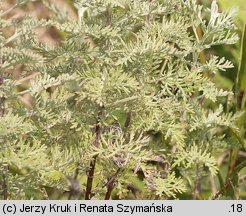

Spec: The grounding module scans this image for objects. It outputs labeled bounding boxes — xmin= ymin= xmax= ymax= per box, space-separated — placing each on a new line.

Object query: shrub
xmin=0 ymin=0 xmax=244 ymax=199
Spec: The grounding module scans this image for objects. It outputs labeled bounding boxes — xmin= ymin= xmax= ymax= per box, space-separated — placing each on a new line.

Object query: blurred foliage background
xmin=202 ymin=0 xmax=246 ymax=199
xmin=204 ymin=0 xmax=246 ymax=90
xmin=1 ymin=0 xmax=245 ymax=199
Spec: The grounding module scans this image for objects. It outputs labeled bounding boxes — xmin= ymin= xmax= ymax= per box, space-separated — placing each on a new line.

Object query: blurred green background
xmin=202 ymin=0 xmax=246 ymax=199
xmin=204 ymin=0 xmax=246 ymax=90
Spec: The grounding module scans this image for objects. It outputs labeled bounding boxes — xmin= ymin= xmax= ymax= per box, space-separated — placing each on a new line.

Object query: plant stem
xmin=2 ymin=165 xmax=8 ymax=200
xmin=124 ymin=112 xmax=132 ymax=128
xmin=85 ymin=105 xmax=104 ymax=200
xmin=192 ymin=164 xmax=201 ymax=200
xmin=229 ymin=127 xmax=246 ymax=151
xmin=104 ymin=111 xmax=132 ymax=200
xmin=104 ymin=168 xmax=120 ymax=200
xmin=85 ymin=158 xmax=97 ymax=200
xmin=0 ymin=4 xmax=17 ymax=18
xmin=212 ymin=160 xmax=246 ymax=200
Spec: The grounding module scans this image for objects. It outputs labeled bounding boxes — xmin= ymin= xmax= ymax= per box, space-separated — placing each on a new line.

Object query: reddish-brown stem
xmin=124 ymin=112 xmax=132 ymax=128
xmin=104 ymin=176 xmax=116 ymax=200
xmin=85 ymin=105 xmax=104 ymax=200
xmin=104 ymin=169 xmax=120 ymax=200
xmin=237 ymin=90 xmax=244 ymax=111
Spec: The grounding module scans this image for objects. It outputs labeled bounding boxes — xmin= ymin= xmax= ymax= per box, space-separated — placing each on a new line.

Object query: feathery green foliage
xmin=0 ymin=0 xmax=244 ymax=200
